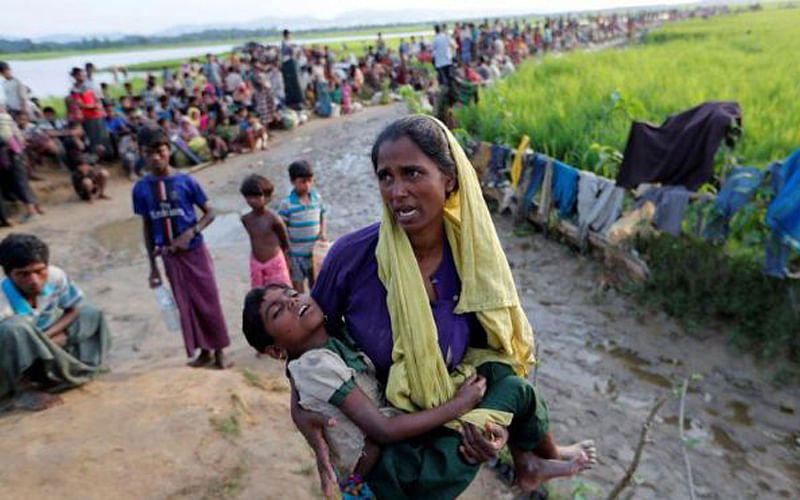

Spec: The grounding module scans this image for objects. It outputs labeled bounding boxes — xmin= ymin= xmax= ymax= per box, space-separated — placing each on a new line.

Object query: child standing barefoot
xmin=240 ymin=174 xmax=291 ymax=288
xmin=278 ymin=160 xmax=326 ymax=292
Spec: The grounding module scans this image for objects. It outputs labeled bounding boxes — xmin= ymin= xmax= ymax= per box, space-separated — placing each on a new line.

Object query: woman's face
xmin=376 ymin=136 xmax=455 ymax=236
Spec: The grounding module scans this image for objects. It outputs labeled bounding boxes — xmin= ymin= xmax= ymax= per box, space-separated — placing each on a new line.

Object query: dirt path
xmin=1 ymin=103 xmax=798 ymax=499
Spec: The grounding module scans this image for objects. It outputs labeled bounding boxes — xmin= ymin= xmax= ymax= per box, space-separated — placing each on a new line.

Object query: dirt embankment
xmin=1 ymin=103 xmax=798 ymax=499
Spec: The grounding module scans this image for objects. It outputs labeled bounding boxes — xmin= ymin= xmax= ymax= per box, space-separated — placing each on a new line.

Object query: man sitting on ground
xmin=0 ymin=233 xmax=110 ymax=411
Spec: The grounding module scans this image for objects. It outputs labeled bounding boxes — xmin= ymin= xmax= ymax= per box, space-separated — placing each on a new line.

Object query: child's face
xmin=245 ymin=194 xmax=267 ymax=210
xmin=260 ymin=287 xmax=324 ymax=353
xmin=292 ymin=176 xmax=313 ymax=195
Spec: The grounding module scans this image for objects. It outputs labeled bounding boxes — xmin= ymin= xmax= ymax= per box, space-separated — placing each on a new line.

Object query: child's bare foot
xmin=512 ymin=448 xmax=590 ymax=492
xmin=188 ymin=350 xmax=213 ymax=368
xmin=99 ymin=194 xmax=111 ymax=200
xmin=558 ymin=440 xmax=597 ymax=466
xmin=14 ymin=391 xmax=64 ymax=411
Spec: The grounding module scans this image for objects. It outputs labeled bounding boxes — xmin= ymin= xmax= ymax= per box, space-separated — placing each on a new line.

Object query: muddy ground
xmin=0 ymin=103 xmax=798 ymax=500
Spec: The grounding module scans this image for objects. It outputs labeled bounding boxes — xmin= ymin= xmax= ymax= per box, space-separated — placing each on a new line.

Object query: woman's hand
xmin=453 ymin=374 xmax=487 ymax=414
xmin=290 ymin=388 xmax=338 ymax=498
xmin=458 ymin=421 xmax=509 ymax=465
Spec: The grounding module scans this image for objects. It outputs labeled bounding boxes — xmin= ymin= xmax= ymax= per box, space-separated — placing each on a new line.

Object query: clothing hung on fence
xmin=552 ymin=161 xmax=579 ymax=218
xmin=616 ymin=101 xmax=742 ymax=191
xmin=488 ymin=144 xmax=512 ymax=185
xmin=703 ymin=166 xmax=767 ymax=241
xmin=764 ymin=149 xmax=800 ymax=277
xmin=635 ymin=186 xmax=692 ymax=236
xmin=522 ymin=153 xmax=547 ymax=215
xmin=577 ymin=171 xmax=625 ymax=245
xmin=470 ymin=141 xmax=493 ymax=180
xmin=510 ymin=135 xmax=530 ymax=189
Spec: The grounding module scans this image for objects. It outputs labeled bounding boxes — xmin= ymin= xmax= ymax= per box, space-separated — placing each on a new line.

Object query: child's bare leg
xmin=98 ymin=170 xmax=111 ymax=200
xmin=82 ymin=178 xmax=95 ymax=203
xmin=511 ymin=444 xmax=590 ymax=492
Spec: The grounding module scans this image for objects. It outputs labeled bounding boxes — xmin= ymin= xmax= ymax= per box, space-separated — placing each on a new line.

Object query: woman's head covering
xmin=376 ymin=114 xmax=535 ymax=429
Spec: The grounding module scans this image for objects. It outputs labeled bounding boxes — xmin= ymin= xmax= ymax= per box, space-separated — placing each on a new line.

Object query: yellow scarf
xmin=376 ymin=115 xmax=536 ymax=430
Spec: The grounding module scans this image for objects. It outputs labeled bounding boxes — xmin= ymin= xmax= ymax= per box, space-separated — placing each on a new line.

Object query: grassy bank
xmin=456 ymin=7 xmax=800 ymax=173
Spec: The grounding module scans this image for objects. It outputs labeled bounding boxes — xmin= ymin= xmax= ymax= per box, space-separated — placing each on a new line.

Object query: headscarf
xmin=376 ymin=115 xmax=536 ymax=430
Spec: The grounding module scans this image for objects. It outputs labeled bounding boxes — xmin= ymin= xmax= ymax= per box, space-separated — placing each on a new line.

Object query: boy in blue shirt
xmin=132 ymin=129 xmax=231 ymax=369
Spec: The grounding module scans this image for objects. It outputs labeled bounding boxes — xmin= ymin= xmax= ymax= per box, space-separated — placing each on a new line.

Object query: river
xmin=6 ymin=30 xmax=432 ymax=98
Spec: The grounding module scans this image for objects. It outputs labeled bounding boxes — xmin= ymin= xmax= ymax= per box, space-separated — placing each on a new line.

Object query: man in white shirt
xmin=1 ymin=61 xmax=28 ymax=119
xmin=432 ymin=24 xmax=453 ymax=87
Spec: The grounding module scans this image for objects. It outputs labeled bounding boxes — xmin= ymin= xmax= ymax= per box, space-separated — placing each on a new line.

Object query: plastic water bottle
xmin=153 ymin=285 xmax=181 ymax=332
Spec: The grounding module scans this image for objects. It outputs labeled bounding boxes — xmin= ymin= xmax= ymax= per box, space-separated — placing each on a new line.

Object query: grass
xmin=209 ymin=413 xmax=241 ymax=437
xmin=454 ymin=6 xmax=800 ymax=364
xmin=456 ymin=7 xmax=800 ymax=174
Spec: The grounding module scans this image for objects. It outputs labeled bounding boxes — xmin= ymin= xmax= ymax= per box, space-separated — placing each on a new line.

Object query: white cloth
xmin=433 ymin=33 xmax=452 ymax=68
xmin=288 ymin=347 xmax=399 ymax=475
xmin=2 ymin=77 xmax=26 ymax=112
xmin=224 ymin=72 xmax=243 ymax=93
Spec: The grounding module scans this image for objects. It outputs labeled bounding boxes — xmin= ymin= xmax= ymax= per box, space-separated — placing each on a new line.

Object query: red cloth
xmin=71 ymin=88 xmax=105 ymax=120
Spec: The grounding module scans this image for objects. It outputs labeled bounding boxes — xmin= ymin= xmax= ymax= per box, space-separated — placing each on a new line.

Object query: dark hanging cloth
xmin=616 ymin=101 xmax=742 ymax=191
xmin=281 ymin=59 xmax=303 ymax=110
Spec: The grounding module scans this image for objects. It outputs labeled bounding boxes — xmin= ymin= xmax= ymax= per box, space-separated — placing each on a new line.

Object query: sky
xmin=2 ymin=0 xmax=691 ymax=39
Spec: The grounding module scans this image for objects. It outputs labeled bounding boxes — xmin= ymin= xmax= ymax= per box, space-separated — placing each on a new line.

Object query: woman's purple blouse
xmin=311 ymin=223 xmax=486 ymax=381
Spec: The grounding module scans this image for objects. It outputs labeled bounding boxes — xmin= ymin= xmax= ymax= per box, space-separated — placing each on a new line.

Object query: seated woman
xmin=295 ymin=115 xmax=596 ymax=497
xmin=177 ymin=116 xmax=211 ymax=163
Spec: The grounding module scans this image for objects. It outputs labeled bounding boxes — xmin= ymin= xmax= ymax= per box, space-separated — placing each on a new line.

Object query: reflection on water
xmin=92 ymin=211 xmax=245 ymax=256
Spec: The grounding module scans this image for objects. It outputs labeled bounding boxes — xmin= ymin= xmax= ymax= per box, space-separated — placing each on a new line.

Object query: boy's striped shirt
xmin=278 ymin=189 xmax=325 ymax=257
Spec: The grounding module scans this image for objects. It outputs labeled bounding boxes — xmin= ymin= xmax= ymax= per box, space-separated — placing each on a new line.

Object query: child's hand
xmin=454 ymin=374 xmax=486 ymax=413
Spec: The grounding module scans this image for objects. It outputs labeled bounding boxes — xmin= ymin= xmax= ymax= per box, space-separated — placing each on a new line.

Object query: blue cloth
xmin=703 ymin=166 xmax=767 ymax=241
xmin=552 ymin=161 xmax=579 ymax=218
xmin=104 ymin=116 xmax=128 ymax=135
xmin=522 ymin=153 xmax=547 ymax=214
xmin=132 ymin=173 xmax=208 ymax=250
xmin=766 ymin=148 xmax=800 ymax=252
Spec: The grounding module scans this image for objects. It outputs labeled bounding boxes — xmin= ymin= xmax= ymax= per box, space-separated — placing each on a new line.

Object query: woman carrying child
xmin=287 ymin=115 xmax=596 ymax=497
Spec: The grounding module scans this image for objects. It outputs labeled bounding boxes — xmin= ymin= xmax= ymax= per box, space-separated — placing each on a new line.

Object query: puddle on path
xmin=93 ymin=211 xmax=245 ymax=256
xmin=92 ymin=217 xmax=143 ymax=257
xmin=725 ymin=400 xmax=754 ymax=427
xmin=605 ymin=345 xmax=676 ymax=389
xmin=711 ymin=424 xmax=745 ymax=453
xmin=663 ymin=415 xmax=693 ymax=430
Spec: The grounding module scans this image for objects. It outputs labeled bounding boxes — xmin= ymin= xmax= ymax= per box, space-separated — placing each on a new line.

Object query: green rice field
xmin=456 ymin=7 xmax=800 ymax=176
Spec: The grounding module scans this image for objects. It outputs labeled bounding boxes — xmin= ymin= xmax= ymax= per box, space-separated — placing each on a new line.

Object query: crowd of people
xmin=0 ymin=11 xmax=678 ymax=226
xmin=0 ymin=8 xmax=732 ymax=498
